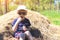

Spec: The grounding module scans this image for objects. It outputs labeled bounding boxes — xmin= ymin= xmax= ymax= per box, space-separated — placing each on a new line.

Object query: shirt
xmin=12 ymin=18 xmax=31 ymax=32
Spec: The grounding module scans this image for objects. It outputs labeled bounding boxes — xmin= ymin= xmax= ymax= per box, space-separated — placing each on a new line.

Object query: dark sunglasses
xmin=18 ymin=12 xmax=26 ymax=15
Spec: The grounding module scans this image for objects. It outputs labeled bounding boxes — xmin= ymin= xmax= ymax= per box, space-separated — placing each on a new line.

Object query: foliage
xmin=0 ymin=0 xmax=55 ymax=14
xmin=25 ymin=0 xmax=54 ymax=11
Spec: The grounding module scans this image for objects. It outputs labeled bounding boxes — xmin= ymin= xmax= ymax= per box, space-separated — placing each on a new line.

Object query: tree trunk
xmin=5 ymin=0 xmax=8 ymax=13
xmin=0 ymin=0 xmax=3 ymax=15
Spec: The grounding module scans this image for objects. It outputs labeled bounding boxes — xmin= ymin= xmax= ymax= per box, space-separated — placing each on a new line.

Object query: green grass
xmin=40 ymin=10 xmax=60 ymax=26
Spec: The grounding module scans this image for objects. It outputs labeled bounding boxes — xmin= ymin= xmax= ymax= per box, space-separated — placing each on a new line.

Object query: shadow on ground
xmin=30 ymin=27 xmax=44 ymax=40
xmin=0 ymin=33 xmax=3 ymax=40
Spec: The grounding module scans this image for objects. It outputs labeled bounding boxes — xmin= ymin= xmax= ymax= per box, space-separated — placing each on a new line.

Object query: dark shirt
xmin=12 ymin=18 xmax=31 ymax=32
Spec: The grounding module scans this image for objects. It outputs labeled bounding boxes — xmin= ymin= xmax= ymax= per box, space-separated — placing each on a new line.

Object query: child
xmin=12 ymin=5 xmax=33 ymax=40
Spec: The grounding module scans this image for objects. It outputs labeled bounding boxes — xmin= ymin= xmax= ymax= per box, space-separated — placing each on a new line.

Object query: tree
xmin=0 ymin=0 xmax=2 ymax=14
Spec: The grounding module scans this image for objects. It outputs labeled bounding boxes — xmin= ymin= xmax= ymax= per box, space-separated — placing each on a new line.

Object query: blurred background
xmin=0 ymin=0 xmax=60 ymax=26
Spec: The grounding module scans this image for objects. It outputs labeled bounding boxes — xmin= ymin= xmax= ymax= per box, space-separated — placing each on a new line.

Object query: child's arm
xmin=12 ymin=18 xmax=22 ymax=32
xmin=23 ymin=26 xmax=28 ymax=31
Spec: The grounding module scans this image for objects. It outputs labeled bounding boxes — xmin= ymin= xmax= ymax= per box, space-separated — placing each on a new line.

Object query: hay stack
xmin=0 ymin=10 xmax=60 ymax=40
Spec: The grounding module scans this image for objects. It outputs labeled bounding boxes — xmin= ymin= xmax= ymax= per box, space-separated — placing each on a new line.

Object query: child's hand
xmin=23 ymin=26 xmax=28 ymax=31
xmin=17 ymin=17 xmax=25 ymax=22
xmin=16 ymin=17 xmax=22 ymax=23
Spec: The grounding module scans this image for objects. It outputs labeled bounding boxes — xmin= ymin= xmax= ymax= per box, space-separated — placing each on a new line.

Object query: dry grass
xmin=0 ymin=10 xmax=60 ymax=40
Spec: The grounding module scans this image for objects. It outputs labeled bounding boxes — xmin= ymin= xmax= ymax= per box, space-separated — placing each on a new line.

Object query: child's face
xmin=18 ymin=10 xmax=27 ymax=18
xmin=19 ymin=12 xmax=27 ymax=18
xmin=19 ymin=14 xmax=26 ymax=18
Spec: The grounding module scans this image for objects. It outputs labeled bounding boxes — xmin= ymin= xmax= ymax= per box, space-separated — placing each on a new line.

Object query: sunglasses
xmin=18 ymin=12 xmax=27 ymax=15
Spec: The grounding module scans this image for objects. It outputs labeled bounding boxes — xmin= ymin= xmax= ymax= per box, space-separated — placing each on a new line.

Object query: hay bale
xmin=0 ymin=10 xmax=60 ymax=40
